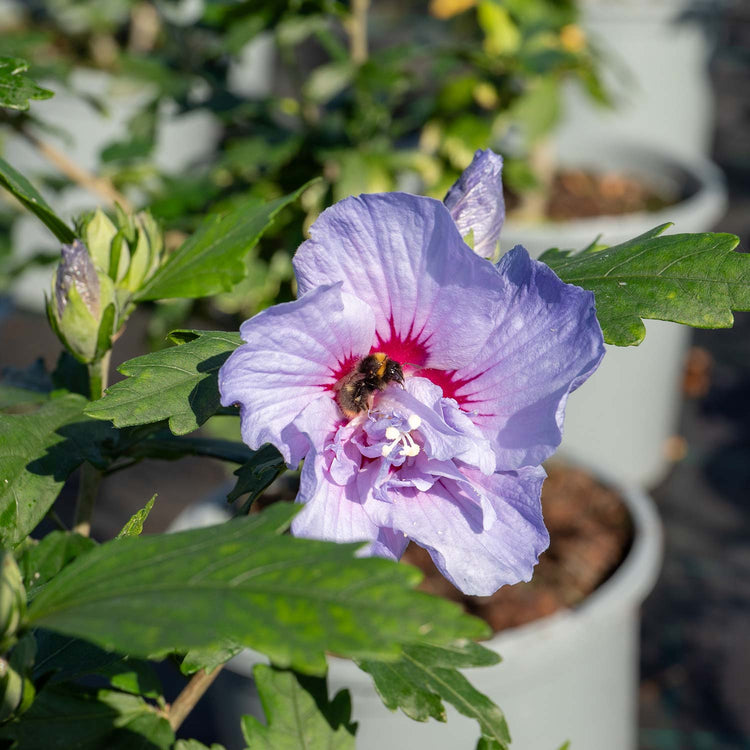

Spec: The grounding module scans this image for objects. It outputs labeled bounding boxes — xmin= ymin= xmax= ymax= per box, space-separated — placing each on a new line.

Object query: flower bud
xmin=48 ymin=240 xmax=116 ymax=363
xmin=76 ymin=207 xmax=164 ymax=293
xmin=0 ymin=657 xmax=23 ymax=722
xmin=0 ymin=635 xmax=36 ymax=722
xmin=122 ymin=210 xmax=164 ymax=292
xmin=0 ymin=553 xmax=25 ymax=654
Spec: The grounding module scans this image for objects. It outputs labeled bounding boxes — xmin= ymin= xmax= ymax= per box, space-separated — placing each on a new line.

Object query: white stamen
xmin=381 ymin=441 xmax=397 ymax=457
xmin=385 ymin=426 xmax=400 ymax=441
xmin=381 ymin=415 xmax=422 ymax=459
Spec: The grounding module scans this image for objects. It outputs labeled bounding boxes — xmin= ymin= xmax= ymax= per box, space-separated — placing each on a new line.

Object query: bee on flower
xmin=219 ymin=150 xmax=605 ymax=596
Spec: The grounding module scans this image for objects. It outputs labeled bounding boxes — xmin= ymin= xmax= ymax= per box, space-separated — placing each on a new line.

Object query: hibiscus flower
xmin=219 ymin=152 xmax=604 ymax=595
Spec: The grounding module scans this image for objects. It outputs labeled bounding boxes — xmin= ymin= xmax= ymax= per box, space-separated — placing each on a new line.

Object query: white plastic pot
xmin=501 ymin=142 xmax=727 ymax=487
xmin=226 ymin=473 xmax=662 ymax=750
xmin=557 ymin=0 xmax=714 ymax=159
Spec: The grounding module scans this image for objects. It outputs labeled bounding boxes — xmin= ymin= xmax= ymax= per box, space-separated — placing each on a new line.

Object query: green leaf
xmin=0 ymin=394 xmax=113 ymax=547
xmin=0 ymin=157 xmax=75 ymax=243
xmin=181 ymin=639 xmax=244 ymax=676
xmin=27 ymin=504 xmax=488 ymax=675
xmin=85 ymin=331 xmax=242 ymax=435
xmin=16 ymin=531 xmax=96 ymax=599
xmin=359 ymin=643 xmax=509 ymax=748
xmin=135 ymin=184 xmax=311 ymax=301
xmin=175 ymin=740 xmax=226 ymax=750
xmin=117 ymin=496 xmax=156 ymax=538
xmin=241 ymin=665 xmax=356 ymax=750
xmin=476 ymin=740 xmax=505 ymax=750
xmin=33 ymin=630 xmax=163 ymax=699
xmin=0 ymin=685 xmax=174 ymax=750
xmin=539 ymin=226 xmax=746 ymax=346
xmin=228 ymin=444 xmax=286 ymax=511
xmin=0 ymin=56 xmax=53 ymax=112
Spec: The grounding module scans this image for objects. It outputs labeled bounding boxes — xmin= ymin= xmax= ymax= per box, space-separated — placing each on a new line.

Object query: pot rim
xmin=502 ymin=141 xmax=727 ymax=244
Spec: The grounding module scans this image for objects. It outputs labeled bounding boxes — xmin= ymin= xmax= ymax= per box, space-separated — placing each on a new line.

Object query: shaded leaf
xmin=0 ymin=685 xmax=173 ymax=750
xmin=0 ymin=157 xmax=75 ymax=243
xmin=0 ymin=56 xmax=53 ymax=111
xmin=181 ymin=640 xmax=244 ymax=677
xmin=175 ymin=740 xmax=226 ymax=750
xmin=33 ymin=630 xmax=162 ymax=699
xmin=228 ymin=444 xmax=286 ymax=511
xmin=359 ymin=643 xmax=509 ymax=748
xmin=0 ymin=394 xmax=114 ymax=547
xmin=85 ymin=331 xmax=241 ymax=435
xmin=117 ymin=496 xmax=156 ymax=538
xmin=539 ymin=226 xmax=747 ymax=346
xmin=127 ymin=433 xmax=253 ymax=464
xmin=28 ymin=504 xmax=488 ymax=675
xmin=241 ymin=665 xmax=356 ymax=750
xmin=16 ymin=531 xmax=96 ymax=599
xmin=135 ymin=185 xmax=312 ymax=301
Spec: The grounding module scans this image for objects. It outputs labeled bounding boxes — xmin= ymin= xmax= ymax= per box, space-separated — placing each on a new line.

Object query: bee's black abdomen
xmin=335 ymin=352 xmax=405 ymax=419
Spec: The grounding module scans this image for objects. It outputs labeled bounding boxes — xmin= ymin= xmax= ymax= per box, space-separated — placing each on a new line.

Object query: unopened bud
xmin=0 ymin=657 xmax=23 ymax=722
xmin=77 ymin=207 xmax=164 ymax=293
xmin=0 ymin=553 xmax=25 ymax=654
xmin=0 ymin=634 xmax=36 ymax=722
xmin=48 ymin=240 xmax=116 ymax=363
xmin=55 ymin=240 xmax=100 ymax=320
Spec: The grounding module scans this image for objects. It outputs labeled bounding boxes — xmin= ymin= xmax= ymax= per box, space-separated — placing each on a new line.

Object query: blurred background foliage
xmin=0 ymin=0 xmax=608 ymax=320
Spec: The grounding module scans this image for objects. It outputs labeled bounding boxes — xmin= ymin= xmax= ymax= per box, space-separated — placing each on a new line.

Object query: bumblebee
xmin=335 ymin=353 xmax=404 ymax=418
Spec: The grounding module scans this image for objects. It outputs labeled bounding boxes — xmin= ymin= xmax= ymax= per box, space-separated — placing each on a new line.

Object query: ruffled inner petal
xmin=291 ymin=449 xmax=380 ymax=545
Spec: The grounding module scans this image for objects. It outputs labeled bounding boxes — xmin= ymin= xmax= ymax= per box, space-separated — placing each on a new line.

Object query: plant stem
xmin=348 ymin=0 xmax=370 ymax=64
xmin=87 ymin=351 xmax=111 ymax=401
xmin=72 ymin=353 xmax=111 ymax=537
xmin=167 ymin=666 xmax=223 ymax=732
xmin=19 ymin=128 xmax=134 ymax=212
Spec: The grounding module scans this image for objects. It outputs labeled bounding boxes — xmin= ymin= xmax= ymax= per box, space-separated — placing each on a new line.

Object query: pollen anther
xmin=381 ymin=417 xmax=421 ymax=459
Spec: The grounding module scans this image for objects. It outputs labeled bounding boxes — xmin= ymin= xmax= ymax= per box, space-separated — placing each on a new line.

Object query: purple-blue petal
xmin=448 ymin=246 xmax=605 ymax=471
xmin=444 ymin=149 xmax=505 ymax=259
xmin=377 ymin=465 xmax=548 ymax=596
xmin=218 ymin=283 xmax=376 ymax=465
xmin=293 ymin=193 xmax=502 ymax=370
xmin=292 ymin=450 xmax=381 ymax=545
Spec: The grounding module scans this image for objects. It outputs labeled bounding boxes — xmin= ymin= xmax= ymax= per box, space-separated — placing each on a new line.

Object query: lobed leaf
xmin=358 ymin=643 xmax=509 ymax=748
xmin=228 ymin=443 xmax=286 ymax=511
xmin=0 ymin=685 xmax=173 ymax=750
xmin=0 ymin=56 xmax=53 ymax=112
xmin=241 ymin=665 xmax=356 ymax=750
xmin=135 ymin=185 xmax=312 ymax=301
xmin=181 ymin=640 xmax=244 ymax=677
xmin=27 ymin=504 xmax=488 ymax=675
xmin=0 ymin=157 xmax=75 ymax=243
xmin=539 ymin=226 xmax=747 ymax=346
xmin=85 ymin=331 xmax=242 ymax=435
xmin=16 ymin=531 xmax=96 ymax=599
xmin=0 ymin=394 xmax=114 ymax=547
xmin=33 ymin=630 xmax=162 ymax=700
